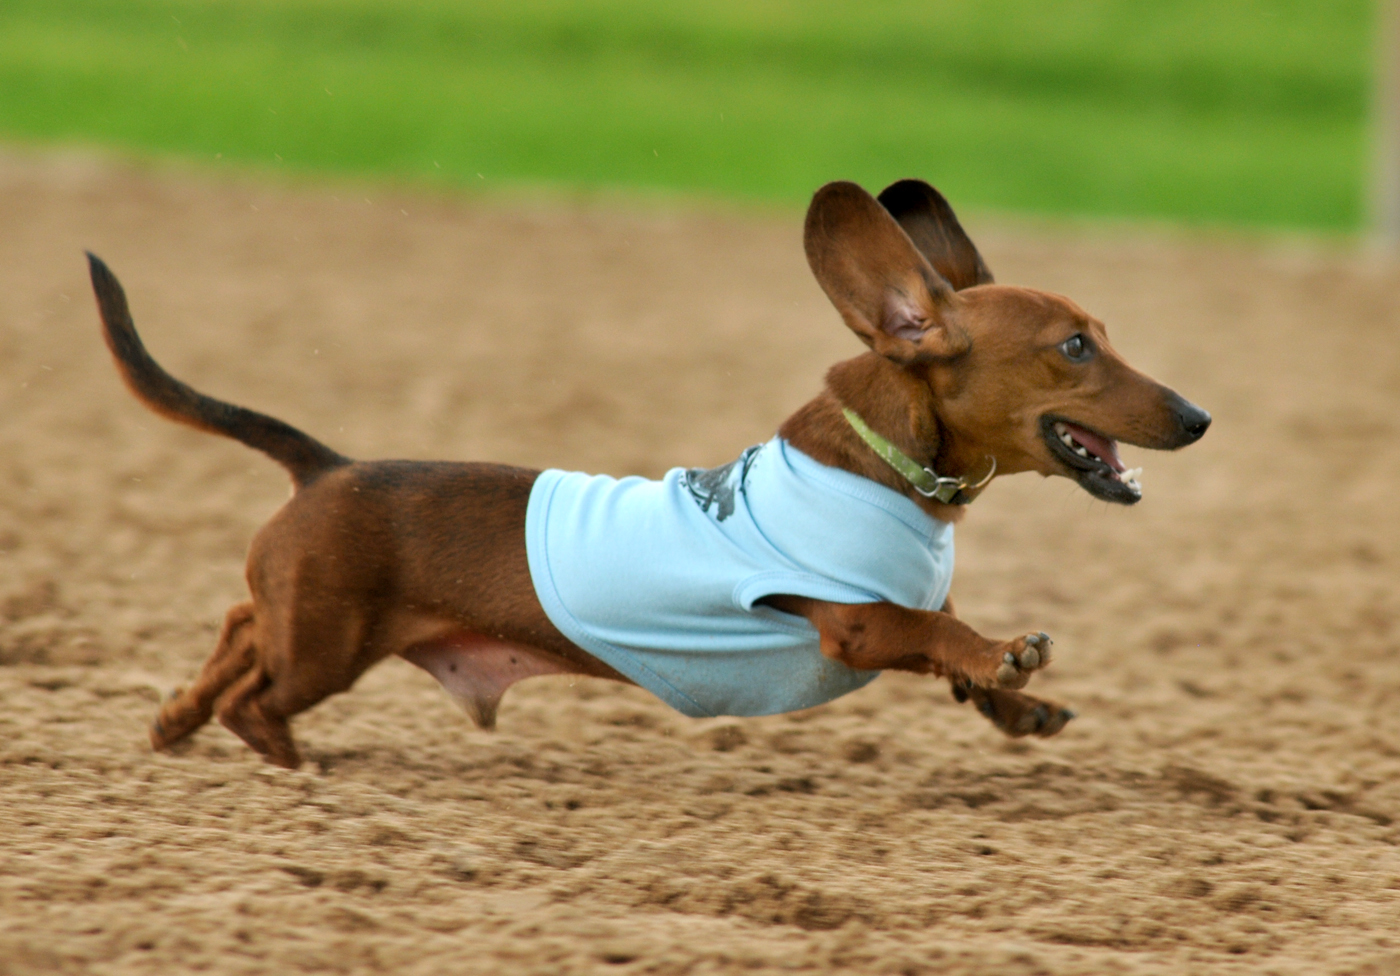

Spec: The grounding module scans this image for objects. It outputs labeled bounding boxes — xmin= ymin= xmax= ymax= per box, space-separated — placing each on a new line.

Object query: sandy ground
xmin=1 ymin=151 xmax=1399 ymax=975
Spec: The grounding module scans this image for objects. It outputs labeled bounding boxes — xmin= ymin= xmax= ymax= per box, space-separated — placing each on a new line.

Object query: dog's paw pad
xmin=991 ymin=633 xmax=1053 ymax=688
xmin=1021 ymin=633 xmax=1052 ymax=667
xmin=995 ymin=653 xmax=1020 ymax=686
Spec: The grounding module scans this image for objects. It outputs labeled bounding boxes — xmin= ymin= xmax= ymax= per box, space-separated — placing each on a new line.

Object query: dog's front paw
xmin=954 ymin=684 xmax=1074 ymax=738
xmin=992 ymin=632 xmax=1052 ymax=689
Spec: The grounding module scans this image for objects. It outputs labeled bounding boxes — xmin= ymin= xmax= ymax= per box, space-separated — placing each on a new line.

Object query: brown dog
xmin=87 ymin=180 xmax=1208 ymax=768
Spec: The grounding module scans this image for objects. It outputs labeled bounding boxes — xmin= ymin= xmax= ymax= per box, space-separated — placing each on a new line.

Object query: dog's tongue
xmin=1064 ymin=422 xmax=1125 ymax=472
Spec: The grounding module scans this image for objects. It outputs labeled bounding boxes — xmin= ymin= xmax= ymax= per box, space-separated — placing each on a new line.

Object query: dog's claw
xmin=1037 ymin=707 xmax=1076 ymax=737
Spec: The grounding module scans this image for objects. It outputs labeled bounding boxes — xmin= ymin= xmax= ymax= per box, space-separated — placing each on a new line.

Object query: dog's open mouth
xmin=1041 ymin=416 xmax=1142 ymax=504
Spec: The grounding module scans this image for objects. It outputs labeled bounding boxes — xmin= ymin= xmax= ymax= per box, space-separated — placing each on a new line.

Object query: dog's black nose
xmin=1173 ymin=398 xmax=1211 ymax=443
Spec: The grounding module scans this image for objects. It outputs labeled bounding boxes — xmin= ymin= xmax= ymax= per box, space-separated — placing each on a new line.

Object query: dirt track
xmin=1 ymin=152 xmax=1399 ymax=975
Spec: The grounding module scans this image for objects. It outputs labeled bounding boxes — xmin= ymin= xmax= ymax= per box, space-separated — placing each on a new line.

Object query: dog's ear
xmin=877 ymin=180 xmax=993 ymax=291
xmin=805 ymin=181 xmax=969 ymax=365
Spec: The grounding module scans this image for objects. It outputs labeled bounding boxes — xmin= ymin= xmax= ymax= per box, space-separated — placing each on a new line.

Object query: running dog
xmin=86 ymin=179 xmax=1209 ymax=768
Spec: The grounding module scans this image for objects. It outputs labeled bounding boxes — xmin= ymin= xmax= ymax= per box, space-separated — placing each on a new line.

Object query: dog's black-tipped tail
xmin=86 ymin=252 xmax=350 ymax=490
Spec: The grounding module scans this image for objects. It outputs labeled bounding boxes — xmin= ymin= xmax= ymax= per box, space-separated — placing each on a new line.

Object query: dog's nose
xmin=1173 ymin=398 xmax=1211 ymax=443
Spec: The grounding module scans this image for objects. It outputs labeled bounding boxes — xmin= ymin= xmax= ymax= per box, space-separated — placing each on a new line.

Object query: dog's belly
xmin=400 ymin=633 xmax=577 ymax=730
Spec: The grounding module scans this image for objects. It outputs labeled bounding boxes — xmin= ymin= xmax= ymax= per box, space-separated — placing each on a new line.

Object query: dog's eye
xmin=1059 ymin=334 xmax=1093 ymax=362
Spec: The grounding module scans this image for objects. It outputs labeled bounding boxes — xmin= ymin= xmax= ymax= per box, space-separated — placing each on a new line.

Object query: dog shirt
xmin=525 ymin=438 xmax=954 ymax=718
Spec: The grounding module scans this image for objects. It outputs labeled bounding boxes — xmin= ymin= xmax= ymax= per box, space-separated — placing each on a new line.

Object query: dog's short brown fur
xmin=87 ymin=180 xmax=1209 ymax=768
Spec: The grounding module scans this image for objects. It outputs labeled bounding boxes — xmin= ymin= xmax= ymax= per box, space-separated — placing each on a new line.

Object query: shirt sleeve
xmin=732 ymin=570 xmax=883 ymax=615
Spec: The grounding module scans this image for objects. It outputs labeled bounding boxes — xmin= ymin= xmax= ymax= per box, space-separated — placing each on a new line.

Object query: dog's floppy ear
xmin=804 ymin=181 xmax=969 ymax=365
xmin=877 ymin=179 xmax=993 ymax=291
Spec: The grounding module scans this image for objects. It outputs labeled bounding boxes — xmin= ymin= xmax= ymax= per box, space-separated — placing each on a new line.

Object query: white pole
xmin=1375 ymin=0 xmax=1400 ymax=246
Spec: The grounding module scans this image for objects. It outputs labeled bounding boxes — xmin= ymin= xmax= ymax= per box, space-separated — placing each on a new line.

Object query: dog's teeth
xmin=1060 ymin=432 xmax=1075 ymax=447
xmin=1074 ymin=446 xmax=1089 ymax=457
xmin=1122 ymin=465 xmax=1143 ymax=494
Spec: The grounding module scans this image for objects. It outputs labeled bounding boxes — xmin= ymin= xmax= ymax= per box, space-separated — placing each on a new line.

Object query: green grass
xmin=0 ymin=0 xmax=1376 ymax=229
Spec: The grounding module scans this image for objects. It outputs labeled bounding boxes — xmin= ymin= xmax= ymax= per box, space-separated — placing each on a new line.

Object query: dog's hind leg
xmin=151 ymin=601 xmax=257 ymax=752
xmin=215 ymin=661 xmax=301 ymax=768
xmin=216 ymin=608 xmax=381 ymax=769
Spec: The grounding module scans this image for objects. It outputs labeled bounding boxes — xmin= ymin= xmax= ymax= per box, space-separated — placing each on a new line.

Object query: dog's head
xmin=804 ymin=180 xmax=1209 ymax=504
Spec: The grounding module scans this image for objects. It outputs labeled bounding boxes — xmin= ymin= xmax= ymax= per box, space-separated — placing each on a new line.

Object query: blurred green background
xmin=0 ymin=0 xmax=1375 ymax=230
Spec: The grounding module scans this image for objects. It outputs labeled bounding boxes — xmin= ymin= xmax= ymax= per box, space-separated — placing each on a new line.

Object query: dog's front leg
xmin=763 ymin=595 xmax=1049 ymax=690
xmin=935 ymin=596 xmax=1074 ymax=737
xmin=950 ymin=683 xmax=1076 ymax=737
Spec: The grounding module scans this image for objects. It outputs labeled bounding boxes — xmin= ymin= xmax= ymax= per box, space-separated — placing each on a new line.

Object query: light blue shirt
xmin=525 ymin=438 xmax=954 ymax=718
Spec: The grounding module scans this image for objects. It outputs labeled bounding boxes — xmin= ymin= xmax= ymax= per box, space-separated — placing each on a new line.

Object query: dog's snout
xmin=1170 ymin=395 xmax=1211 ymax=445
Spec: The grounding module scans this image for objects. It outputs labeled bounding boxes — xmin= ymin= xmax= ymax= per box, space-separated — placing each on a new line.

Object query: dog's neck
xmin=777 ymin=353 xmax=974 ymax=523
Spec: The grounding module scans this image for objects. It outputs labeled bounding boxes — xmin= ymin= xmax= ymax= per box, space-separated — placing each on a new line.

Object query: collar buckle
xmin=915 ymin=456 xmax=997 ymax=504
xmin=914 ymin=472 xmax=971 ymax=504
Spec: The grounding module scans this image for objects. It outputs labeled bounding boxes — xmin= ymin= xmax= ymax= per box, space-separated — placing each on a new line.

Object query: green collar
xmin=841 ymin=407 xmax=995 ymax=505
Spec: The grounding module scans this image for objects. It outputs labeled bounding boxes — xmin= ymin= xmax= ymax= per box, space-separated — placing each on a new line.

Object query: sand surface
xmin=1 ymin=153 xmax=1398 ymax=975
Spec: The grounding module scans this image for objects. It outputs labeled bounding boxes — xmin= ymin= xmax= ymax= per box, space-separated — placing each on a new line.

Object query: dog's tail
xmin=86 ymin=253 xmax=350 ymax=489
